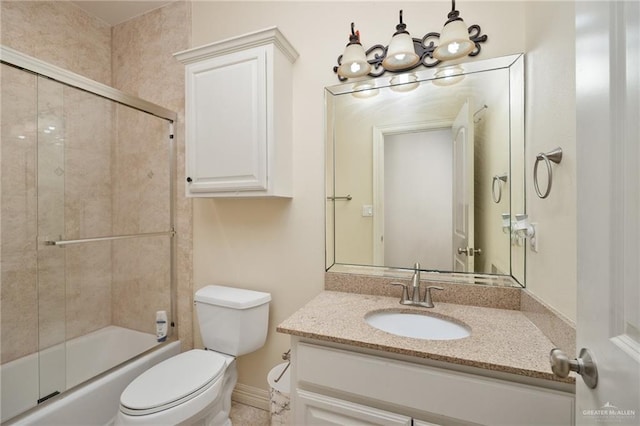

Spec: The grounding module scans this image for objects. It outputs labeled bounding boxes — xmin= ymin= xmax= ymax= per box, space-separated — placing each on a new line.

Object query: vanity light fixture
xmin=433 ymin=0 xmax=476 ymax=61
xmin=333 ymin=1 xmax=487 ymax=81
xmin=336 ymin=23 xmax=372 ymax=79
xmin=382 ymin=11 xmax=420 ymax=71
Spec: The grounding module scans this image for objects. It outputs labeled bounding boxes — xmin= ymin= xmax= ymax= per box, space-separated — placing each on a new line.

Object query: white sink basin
xmin=365 ymin=311 xmax=470 ymax=340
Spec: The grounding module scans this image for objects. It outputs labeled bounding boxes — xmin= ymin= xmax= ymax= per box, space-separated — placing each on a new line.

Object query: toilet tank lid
xmin=195 ymin=285 xmax=271 ymax=309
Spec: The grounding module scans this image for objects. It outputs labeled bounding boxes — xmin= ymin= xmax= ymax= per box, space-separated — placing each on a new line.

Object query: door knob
xmin=457 ymin=247 xmax=482 ymax=256
xmin=549 ymin=348 xmax=598 ymax=389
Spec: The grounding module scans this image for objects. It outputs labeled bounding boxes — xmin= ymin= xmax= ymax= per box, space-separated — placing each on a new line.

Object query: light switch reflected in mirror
xmin=325 ymin=54 xmax=525 ymax=287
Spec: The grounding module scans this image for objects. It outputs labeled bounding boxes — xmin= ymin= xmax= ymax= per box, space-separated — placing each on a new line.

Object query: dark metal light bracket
xmin=333 ymin=25 xmax=488 ymax=82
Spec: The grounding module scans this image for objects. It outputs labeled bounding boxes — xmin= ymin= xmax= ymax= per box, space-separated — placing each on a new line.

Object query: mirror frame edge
xmin=325 ymin=53 xmax=526 ymax=289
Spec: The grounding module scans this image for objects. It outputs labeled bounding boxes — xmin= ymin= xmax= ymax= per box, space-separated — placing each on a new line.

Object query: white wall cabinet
xmin=175 ymin=27 xmax=298 ymax=197
xmin=292 ymin=341 xmax=575 ymax=426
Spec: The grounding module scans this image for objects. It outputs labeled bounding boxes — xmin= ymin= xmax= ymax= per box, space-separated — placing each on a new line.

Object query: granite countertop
xmin=277 ymin=291 xmax=574 ymax=384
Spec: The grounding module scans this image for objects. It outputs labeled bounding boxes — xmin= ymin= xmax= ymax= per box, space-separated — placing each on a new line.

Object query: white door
xmin=452 ymin=100 xmax=475 ymax=272
xmin=382 ymin=130 xmax=453 ymax=270
xmin=575 ymin=1 xmax=640 ymax=424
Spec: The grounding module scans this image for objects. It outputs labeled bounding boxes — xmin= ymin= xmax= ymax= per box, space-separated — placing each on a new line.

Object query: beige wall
xmin=191 ymin=0 xmax=527 ymax=392
xmin=524 ymin=1 xmax=577 ymax=322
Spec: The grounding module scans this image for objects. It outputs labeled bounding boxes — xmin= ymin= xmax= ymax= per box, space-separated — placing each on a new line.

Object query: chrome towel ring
xmin=492 ymin=173 xmax=508 ymax=203
xmin=534 ymin=147 xmax=563 ymax=199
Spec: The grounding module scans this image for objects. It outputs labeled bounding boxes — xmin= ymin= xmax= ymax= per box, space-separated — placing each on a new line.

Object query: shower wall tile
xmin=1 ymin=65 xmax=38 ymax=363
xmin=64 ymin=243 xmax=112 ymax=339
xmin=112 ymin=107 xmax=170 ymax=235
xmin=1 ymin=2 xmax=113 ymax=364
xmin=0 ymin=253 xmax=38 ymax=363
xmin=111 ymin=238 xmax=171 ymax=334
xmin=112 ymin=0 xmax=193 ymax=351
xmin=37 ymin=248 xmax=67 ymax=350
xmin=2 ymin=0 xmax=194 ymax=366
xmin=0 ymin=1 xmax=112 ymax=85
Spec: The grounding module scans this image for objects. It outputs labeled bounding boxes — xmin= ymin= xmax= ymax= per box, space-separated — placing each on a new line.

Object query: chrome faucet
xmin=390 ymin=262 xmax=444 ymax=308
xmin=410 ymin=262 xmax=421 ymax=302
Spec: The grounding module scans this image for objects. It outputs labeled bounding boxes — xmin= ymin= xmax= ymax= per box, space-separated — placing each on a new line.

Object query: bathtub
xmin=1 ymin=326 xmax=180 ymax=425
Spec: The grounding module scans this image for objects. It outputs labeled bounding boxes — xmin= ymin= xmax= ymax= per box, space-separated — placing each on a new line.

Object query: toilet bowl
xmin=115 ymin=285 xmax=270 ymax=426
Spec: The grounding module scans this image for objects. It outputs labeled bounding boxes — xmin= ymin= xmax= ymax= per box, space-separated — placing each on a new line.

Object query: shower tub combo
xmin=1 ymin=46 xmax=179 ymax=424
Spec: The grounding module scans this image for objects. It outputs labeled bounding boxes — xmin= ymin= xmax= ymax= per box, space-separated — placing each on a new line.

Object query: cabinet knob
xmin=186 ymin=177 xmax=192 ymax=183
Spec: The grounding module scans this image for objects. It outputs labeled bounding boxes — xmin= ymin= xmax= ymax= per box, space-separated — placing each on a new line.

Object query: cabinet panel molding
xmin=297 ymin=389 xmax=412 ymax=426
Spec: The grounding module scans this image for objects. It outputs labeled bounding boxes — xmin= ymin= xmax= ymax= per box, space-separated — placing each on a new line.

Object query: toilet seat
xmin=120 ymin=350 xmax=227 ymax=416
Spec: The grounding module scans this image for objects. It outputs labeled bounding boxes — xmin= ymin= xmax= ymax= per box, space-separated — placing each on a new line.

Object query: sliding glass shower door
xmin=1 ymin=59 xmax=176 ymax=421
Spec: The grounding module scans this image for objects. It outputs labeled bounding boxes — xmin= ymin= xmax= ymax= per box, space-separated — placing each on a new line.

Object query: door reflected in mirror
xmin=326 ymin=54 xmax=524 ymax=286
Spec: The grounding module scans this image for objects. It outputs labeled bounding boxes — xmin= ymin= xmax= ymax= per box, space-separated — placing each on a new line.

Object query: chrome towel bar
xmin=44 ymin=230 xmax=175 ymax=246
xmin=326 ymin=195 xmax=352 ymax=201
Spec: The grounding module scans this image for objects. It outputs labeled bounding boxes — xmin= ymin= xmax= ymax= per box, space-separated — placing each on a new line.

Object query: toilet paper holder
xmin=275 ymin=350 xmax=291 ymax=383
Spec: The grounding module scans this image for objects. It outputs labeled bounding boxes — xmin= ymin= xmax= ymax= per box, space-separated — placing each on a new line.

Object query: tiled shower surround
xmin=0 ymin=63 xmax=172 ymax=363
xmin=0 ymin=0 xmax=192 ymax=364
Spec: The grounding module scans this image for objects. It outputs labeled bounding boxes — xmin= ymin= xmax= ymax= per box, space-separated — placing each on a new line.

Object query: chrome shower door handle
xmin=549 ymin=348 xmax=598 ymax=389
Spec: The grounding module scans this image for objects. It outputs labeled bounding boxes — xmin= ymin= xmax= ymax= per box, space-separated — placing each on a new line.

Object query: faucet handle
xmin=389 ymin=282 xmax=409 ymax=303
xmin=423 ymin=286 xmax=444 ymax=307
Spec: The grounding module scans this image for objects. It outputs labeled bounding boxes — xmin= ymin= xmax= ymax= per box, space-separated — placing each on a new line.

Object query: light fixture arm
xmin=333 ymin=7 xmax=488 ymax=81
xmin=446 ymin=0 xmax=462 ymax=24
xmin=394 ymin=10 xmax=408 ymax=35
xmin=348 ymin=22 xmax=360 ymax=44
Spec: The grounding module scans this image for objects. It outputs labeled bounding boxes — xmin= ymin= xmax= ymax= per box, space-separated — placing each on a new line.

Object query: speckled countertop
xmin=277 ymin=291 xmax=574 ymax=384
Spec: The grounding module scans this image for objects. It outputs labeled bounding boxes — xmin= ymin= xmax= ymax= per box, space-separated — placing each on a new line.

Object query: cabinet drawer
xmin=296 ymin=343 xmax=574 ymax=425
xmin=297 ymin=389 xmax=412 ymax=426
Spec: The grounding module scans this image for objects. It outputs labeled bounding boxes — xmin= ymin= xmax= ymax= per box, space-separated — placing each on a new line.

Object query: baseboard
xmin=232 ymin=383 xmax=270 ymax=411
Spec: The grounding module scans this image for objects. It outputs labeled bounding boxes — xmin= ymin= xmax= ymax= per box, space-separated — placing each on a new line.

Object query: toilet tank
xmin=194 ymin=285 xmax=271 ymax=356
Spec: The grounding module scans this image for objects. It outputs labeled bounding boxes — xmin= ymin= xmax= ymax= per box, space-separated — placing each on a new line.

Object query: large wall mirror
xmin=326 ymin=54 xmax=525 ymax=287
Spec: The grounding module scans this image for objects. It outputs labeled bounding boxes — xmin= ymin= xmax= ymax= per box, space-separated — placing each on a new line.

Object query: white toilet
xmin=115 ymin=285 xmax=271 ymax=426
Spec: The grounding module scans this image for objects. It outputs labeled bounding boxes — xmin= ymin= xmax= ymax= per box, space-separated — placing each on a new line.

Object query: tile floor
xmin=230 ymin=402 xmax=271 ymax=426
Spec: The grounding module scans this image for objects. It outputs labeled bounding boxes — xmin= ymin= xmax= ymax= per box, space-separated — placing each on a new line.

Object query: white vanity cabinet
xmin=175 ymin=27 xmax=298 ymax=197
xmin=291 ymin=341 xmax=575 ymax=426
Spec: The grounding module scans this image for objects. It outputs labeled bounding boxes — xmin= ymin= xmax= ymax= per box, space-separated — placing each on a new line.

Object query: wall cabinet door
xmin=176 ymin=27 xmax=298 ymax=197
xmin=297 ymin=389 xmax=412 ymax=426
xmin=186 ymin=46 xmax=268 ymax=194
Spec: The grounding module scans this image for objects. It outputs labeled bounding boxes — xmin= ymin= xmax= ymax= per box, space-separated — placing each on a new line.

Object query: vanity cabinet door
xmin=296 ymin=389 xmax=412 ymax=426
